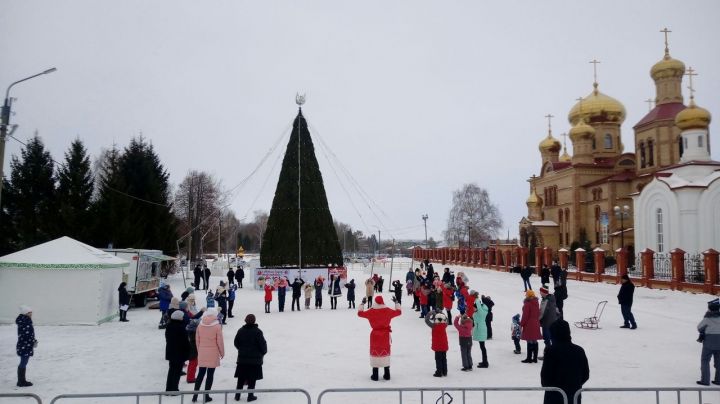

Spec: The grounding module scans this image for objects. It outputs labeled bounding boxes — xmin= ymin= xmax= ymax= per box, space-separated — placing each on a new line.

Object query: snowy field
xmin=1 ymin=258 xmax=719 ymax=404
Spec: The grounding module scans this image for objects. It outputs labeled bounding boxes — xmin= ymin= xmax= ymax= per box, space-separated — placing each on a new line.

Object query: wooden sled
xmin=574 ymin=300 xmax=607 ymax=329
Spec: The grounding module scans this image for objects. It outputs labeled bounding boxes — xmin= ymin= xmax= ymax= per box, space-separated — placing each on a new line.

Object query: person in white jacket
xmin=697 ymin=298 xmax=720 ymax=386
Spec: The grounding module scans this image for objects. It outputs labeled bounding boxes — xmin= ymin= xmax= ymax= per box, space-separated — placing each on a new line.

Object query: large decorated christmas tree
xmin=260 ymin=105 xmax=343 ymax=268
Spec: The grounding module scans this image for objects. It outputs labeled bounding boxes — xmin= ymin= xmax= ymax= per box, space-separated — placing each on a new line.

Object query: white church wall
xmin=699 ymin=178 xmax=720 ymax=252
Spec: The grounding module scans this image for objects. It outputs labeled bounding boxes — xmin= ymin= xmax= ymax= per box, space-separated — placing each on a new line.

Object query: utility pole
xmin=377 ymin=229 xmax=381 ymax=257
xmin=422 ymin=214 xmax=429 ymax=248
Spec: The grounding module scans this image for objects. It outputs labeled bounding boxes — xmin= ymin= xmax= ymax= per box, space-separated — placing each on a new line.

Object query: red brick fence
xmin=412 ymin=247 xmax=720 ymax=295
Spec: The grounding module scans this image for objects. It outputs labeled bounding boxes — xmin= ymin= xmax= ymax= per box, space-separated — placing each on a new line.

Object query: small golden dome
xmin=568 ymin=85 xmax=626 ymax=125
xmin=560 ymin=148 xmax=571 ymax=162
xmin=675 ymin=101 xmax=712 ymax=130
xmin=651 ymin=54 xmax=685 ymax=81
xmin=569 ymin=118 xmax=596 ymax=141
xmin=539 ymin=133 xmax=561 ymax=153
xmin=526 ymin=188 xmax=543 ymax=207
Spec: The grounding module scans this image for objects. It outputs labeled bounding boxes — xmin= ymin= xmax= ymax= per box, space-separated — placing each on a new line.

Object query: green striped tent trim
xmin=0 ymin=262 xmax=129 ymax=269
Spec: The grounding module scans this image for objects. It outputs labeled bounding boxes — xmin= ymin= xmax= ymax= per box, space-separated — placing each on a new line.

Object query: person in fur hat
xmin=357 ymin=295 xmax=402 ymax=381
xmin=425 ymin=310 xmax=449 ymax=377
xmin=192 ymin=308 xmax=224 ymax=403
xmin=165 ymin=310 xmax=190 ymax=392
xmin=345 ymin=279 xmax=357 ymax=309
xmin=215 ymin=282 xmax=228 ymax=324
xmin=365 ymin=278 xmax=376 ymax=308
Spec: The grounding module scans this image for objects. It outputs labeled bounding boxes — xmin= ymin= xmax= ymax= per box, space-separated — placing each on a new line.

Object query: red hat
xmin=539 ymin=287 xmax=549 ymax=295
xmin=375 ymin=295 xmax=384 ymax=305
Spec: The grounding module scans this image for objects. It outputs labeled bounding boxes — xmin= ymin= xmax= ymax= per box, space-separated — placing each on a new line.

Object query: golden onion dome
xmin=526 ymin=188 xmax=543 ymax=207
xmin=568 ymin=85 xmax=626 ymax=125
xmin=568 ymin=118 xmax=596 ymax=141
xmin=559 ymin=148 xmax=571 ymax=162
xmin=675 ymin=100 xmax=712 ymax=130
xmin=651 ymin=54 xmax=685 ymax=81
xmin=539 ymin=132 xmax=561 ymax=153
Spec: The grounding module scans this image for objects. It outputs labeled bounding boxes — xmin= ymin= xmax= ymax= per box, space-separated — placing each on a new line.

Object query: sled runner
xmin=574 ymin=300 xmax=607 ymax=329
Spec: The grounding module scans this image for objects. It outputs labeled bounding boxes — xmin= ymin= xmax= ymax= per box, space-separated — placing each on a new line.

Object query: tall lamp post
xmin=613 ymin=205 xmax=632 ymax=252
xmin=422 ymin=214 xmax=428 ymax=248
xmin=1 ymin=68 xmax=57 ymax=210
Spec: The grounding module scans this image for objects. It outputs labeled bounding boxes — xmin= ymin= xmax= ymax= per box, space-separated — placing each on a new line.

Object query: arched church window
xmin=640 ymin=142 xmax=646 ymax=168
xmin=594 ymin=206 xmax=601 ymax=244
xmin=565 ymin=208 xmax=570 ymax=244
xmin=592 ymin=138 xmax=596 ymax=150
xmin=604 ymin=134 xmax=613 ymax=149
xmin=656 ymin=208 xmax=664 ymax=253
xmin=699 ymin=135 xmax=704 ymax=148
xmin=648 ymin=140 xmax=655 ymax=166
xmin=678 ymin=136 xmax=684 ymax=158
xmin=558 ymin=209 xmax=564 ymax=245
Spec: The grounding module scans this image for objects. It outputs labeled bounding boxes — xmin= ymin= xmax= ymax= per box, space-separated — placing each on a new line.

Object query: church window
xmin=699 ymin=135 xmax=704 ymax=148
xmin=678 ymin=136 xmax=684 ymax=158
xmin=594 ymin=206 xmax=601 ymax=244
xmin=656 ymin=208 xmax=664 ymax=253
xmin=592 ymin=138 xmax=596 ymax=150
xmin=648 ymin=140 xmax=655 ymax=166
xmin=565 ymin=208 xmax=570 ymax=245
xmin=640 ymin=142 xmax=646 ymax=168
xmin=604 ymin=134 xmax=613 ymax=149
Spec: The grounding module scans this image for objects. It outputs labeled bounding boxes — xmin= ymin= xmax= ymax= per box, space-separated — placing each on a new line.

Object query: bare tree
xmin=444 ymin=183 xmax=503 ymax=247
xmin=174 ymin=171 xmax=225 ymax=260
xmin=251 ymin=210 xmax=269 ymax=249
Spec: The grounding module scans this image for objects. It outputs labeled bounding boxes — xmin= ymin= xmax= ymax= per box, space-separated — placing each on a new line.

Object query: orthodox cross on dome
xmin=589 ymin=59 xmax=601 ymax=91
xmin=660 ymin=27 xmax=672 ymax=56
xmin=645 ymin=98 xmax=655 ymax=112
xmin=576 ymin=96 xmax=585 ymax=116
xmin=561 ymin=132 xmax=568 ymax=148
xmin=295 ymin=93 xmax=306 ymax=107
xmin=545 ymin=113 xmax=554 ymax=135
xmin=686 ymin=66 xmax=698 ymax=101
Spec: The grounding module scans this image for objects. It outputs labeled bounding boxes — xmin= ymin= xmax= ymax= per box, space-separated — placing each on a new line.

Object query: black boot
xmin=521 ymin=344 xmax=533 ymax=363
xmin=383 ymin=367 xmax=390 ymax=380
xmin=17 ymin=367 xmax=32 ymax=387
xmin=371 ymin=367 xmax=379 ymax=381
xmin=531 ymin=343 xmax=539 ymax=363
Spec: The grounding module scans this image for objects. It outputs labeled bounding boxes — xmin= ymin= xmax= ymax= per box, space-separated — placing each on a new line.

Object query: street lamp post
xmin=422 ymin=214 xmax=428 ymax=248
xmin=0 ymin=68 xmax=57 ymax=211
xmin=613 ymin=205 xmax=632 ymax=252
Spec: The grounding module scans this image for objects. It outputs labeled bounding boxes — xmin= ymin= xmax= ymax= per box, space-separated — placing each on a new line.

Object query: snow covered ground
xmin=1 ymin=258 xmax=719 ymax=404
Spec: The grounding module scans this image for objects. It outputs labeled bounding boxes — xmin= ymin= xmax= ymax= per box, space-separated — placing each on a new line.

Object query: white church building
xmin=633 ymin=91 xmax=720 ymax=255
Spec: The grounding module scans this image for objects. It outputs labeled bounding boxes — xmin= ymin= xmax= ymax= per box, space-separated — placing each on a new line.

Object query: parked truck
xmin=103 ymin=249 xmax=176 ymax=307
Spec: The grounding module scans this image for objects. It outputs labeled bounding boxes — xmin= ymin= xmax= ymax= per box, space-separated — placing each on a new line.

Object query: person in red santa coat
xmin=357 ymin=295 xmax=402 ymax=381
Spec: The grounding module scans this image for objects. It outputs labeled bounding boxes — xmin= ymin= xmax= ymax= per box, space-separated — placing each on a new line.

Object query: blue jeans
xmin=621 ymin=304 xmax=636 ymax=327
xmin=19 ymin=355 xmax=30 ymax=369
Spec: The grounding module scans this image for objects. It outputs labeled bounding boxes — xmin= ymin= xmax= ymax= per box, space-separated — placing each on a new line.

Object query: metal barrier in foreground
xmin=50 ymin=388 xmax=311 ymax=404
xmin=317 ymin=387 xmax=568 ymax=404
xmin=573 ymin=387 xmax=720 ymax=404
xmin=0 ymin=393 xmax=42 ymax=403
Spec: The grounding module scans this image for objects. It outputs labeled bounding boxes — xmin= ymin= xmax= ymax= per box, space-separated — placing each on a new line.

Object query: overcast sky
xmin=1 ymin=1 xmax=719 ymax=243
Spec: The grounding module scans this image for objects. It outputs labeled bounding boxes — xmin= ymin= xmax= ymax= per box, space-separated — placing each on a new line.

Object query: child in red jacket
xmin=417 ymin=283 xmax=430 ymax=318
xmin=263 ymin=280 xmax=275 ymax=313
xmin=425 ymin=310 xmax=449 ymax=377
xmin=454 ymin=314 xmax=474 ymax=371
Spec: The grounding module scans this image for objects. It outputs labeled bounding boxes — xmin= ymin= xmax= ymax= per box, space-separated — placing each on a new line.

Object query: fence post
xmin=520 ymin=247 xmax=529 ymax=268
xmin=670 ymin=248 xmax=686 ymax=290
xmin=704 ymin=249 xmax=719 ymax=294
xmin=593 ymin=248 xmax=605 ymax=282
xmin=543 ymin=246 xmax=552 ymax=267
xmin=558 ymin=248 xmax=569 ymax=269
xmin=478 ymin=249 xmax=486 ymax=267
xmin=616 ymin=248 xmax=628 ymax=282
xmin=504 ymin=250 xmax=511 ymax=272
xmin=534 ymin=247 xmax=544 ymax=273
xmin=575 ymin=248 xmax=586 ymax=280
xmin=641 ymin=248 xmax=655 ymax=288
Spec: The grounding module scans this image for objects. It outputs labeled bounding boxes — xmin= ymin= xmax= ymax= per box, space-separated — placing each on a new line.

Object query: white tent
xmin=0 ymin=237 xmax=129 ymax=325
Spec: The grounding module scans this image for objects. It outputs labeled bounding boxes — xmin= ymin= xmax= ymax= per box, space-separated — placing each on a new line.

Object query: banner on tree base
xmin=254 ymin=267 xmax=347 ymax=290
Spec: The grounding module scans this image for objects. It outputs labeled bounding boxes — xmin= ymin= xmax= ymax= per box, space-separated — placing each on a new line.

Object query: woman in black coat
xmin=118 ymin=282 xmax=130 ymax=322
xmin=165 ymin=310 xmax=190 ymax=392
xmin=235 ymin=266 xmax=245 ymax=288
xmin=234 ymin=314 xmax=268 ymax=402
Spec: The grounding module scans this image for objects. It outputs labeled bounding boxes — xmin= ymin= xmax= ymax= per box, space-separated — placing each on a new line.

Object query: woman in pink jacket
xmin=192 ymin=308 xmax=225 ymax=403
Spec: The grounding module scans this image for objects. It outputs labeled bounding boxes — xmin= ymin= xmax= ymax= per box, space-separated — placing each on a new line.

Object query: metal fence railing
xmin=0 ymin=393 xmax=42 ymax=403
xmin=50 ymin=388 xmax=312 ymax=404
xmin=574 ymin=387 xmax=720 ymax=404
xmin=653 ymin=253 xmax=672 ymax=280
xmin=685 ymin=253 xmax=705 ymax=283
xmin=317 ymin=387 xmax=568 ymax=404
